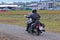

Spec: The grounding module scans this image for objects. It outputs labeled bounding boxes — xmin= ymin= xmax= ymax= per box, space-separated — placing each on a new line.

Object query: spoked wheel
xmin=36 ymin=28 xmax=41 ymax=36
xmin=27 ymin=26 xmax=33 ymax=33
xmin=36 ymin=31 xmax=40 ymax=36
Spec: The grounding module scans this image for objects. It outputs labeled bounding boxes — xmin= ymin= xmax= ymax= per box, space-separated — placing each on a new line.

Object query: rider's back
xmin=30 ymin=13 xmax=40 ymax=20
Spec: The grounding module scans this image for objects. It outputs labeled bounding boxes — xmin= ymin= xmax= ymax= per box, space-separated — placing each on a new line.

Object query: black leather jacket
xmin=26 ymin=13 xmax=40 ymax=21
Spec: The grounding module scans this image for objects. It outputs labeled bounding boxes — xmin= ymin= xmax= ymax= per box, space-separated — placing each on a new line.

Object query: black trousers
xmin=26 ymin=23 xmax=31 ymax=31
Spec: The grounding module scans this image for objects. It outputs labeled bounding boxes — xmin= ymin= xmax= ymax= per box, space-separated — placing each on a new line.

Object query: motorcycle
xmin=26 ymin=18 xmax=45 ymax=36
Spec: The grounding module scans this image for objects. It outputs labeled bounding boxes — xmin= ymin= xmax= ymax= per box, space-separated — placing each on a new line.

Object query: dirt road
xmin=0 ymin=23 xmax=60 ymax=40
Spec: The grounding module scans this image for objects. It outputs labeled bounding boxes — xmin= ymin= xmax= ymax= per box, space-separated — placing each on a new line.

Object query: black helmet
xmin=32 ymin=9 xmax=37 ymax=13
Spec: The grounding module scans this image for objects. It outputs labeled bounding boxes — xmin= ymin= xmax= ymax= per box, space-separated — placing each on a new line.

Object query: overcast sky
xmin=0 ymin=0 xmax=42 ymax=3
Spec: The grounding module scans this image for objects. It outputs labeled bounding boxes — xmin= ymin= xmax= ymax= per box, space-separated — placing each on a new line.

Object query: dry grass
xmin=0 ymin=10 xmax=60 ymax=14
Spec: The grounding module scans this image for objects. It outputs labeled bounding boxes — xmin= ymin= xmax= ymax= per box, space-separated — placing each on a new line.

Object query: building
xmin=38 ymin=1 xmax=57 ymax=10
xmin=25 ymin=3 xmax=38 ymax=10
xmin=25 ymin=0 xmax=60 ymax=10
xmin=0 ymin=5 xmax=18 ymax=10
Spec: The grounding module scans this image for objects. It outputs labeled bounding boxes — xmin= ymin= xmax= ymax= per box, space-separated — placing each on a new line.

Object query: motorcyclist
xmin=26 ymin=9 xmax=41 ymax=32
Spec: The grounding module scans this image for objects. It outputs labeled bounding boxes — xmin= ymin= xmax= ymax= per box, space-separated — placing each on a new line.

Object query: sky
xmin=0 ymin=0 xmax=41 ymax=3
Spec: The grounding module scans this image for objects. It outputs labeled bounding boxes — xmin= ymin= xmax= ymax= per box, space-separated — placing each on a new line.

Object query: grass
xmin=0 ymin=10 xmax=60 ymax=14
xmin=40 ymin=13 xmax=60 ymax=33
xmin=0 ymin=10 xmax=60 ymax=33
